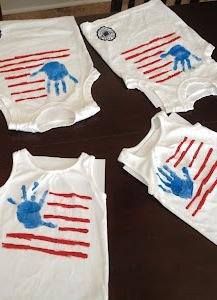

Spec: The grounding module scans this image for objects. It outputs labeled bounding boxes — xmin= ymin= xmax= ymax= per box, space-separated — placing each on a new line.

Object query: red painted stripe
xmin=166 ymin=137 xmax=188 ymax=163
xmin=149 ymin=69 xmax=171 ymax=80
xmin=192 ymin=178 xmax=217 ymax=217
xmin=44 ymin=214 xmax=90 ymax=223
xmin=137 ymin=58 xmax=162 ymax=69
xmin=7 ymin=233 xmax=89 ymax=247
xmin=125 ymin=36 xmax=181 ymax=60
xmin=188 ymin=142 xmax=204 ymax=168
xmin=143 ymin=61 xmax=172 ymax=75
xmin=2 ymin=243 xmax=88 ymax=258
xmin=121 ymin=32 xmax=176 ymax=55
xmin=155 ymin=71 xmax=182 ymax=83
xmin=193 ymin=148 xmax=213 ymax=180
xmin=9 ymin=79 xmax=45 ymax=88
xmin=5 ymin=73 xmax=31 ymax=80
xmin=15 ymin=94 xmax=47 ymax=103
xmin=47 ymin=202 xmax=89 ymax=209
xmin=59 ymin=227 xmax=89 ymax=233
xmin=174 ymin=139 xmax=195 ymax=168
xmin=49 ymin=192 xmax=92 ymax=200
xmin=135 ymin=51 xmax=164 ymax=63
xmin=0 ymin=54 xmax=70 ymax=70
xmin=0 ymin=63 xmax=44 ymax=74
xmin=0 ymin=49 xmax=70 ymax=63
xmin=11 ymin=87 xmax=45 ymax=96
xmin=186 ymin=161 xmax=217 ymax=210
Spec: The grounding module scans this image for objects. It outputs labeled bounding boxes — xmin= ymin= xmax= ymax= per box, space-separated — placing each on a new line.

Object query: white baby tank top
xmin=0 ymin=149 xmax=108 ymax=300
xmin=119 ymin=112 xmax=217 ymax=246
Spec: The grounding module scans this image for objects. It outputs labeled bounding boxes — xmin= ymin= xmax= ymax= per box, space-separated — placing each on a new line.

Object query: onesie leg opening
xmin=35 ymin=106 xmax=76 ymax=132
xmin=76 ymin=68 xmax=101 ymax=123
xmin=178 ymin=78 xmax=217 ymax=111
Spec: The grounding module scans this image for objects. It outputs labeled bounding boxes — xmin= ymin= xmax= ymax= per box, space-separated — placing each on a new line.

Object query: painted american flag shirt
xmin=0 ymin=16 xmax=100 ymax=133
xmin=81 ymin=0 xmax=217 ymax=113
xmin=0 ymin=150 xmax=108 ymax=300
xmin=118 ymin=112 xmax=217 ymax=245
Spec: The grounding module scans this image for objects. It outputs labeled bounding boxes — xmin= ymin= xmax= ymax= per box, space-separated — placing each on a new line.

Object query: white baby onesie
xmin=0 ymin=149 xmax=108 ymax=300
xmin=0 ymin=16 xmax=100 ymax=132
xmin=81 ymin=0 xmax=217 ymax=113
xmin=118 ymin=111 xmax=217 ymax=245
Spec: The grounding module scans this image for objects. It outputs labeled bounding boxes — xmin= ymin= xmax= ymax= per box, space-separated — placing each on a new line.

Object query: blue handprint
xmin=160 ymin=45 xmax=201 ymax=71
xmin=156 ymin=165 xmax=193 ymax=199
xmin=31 ymin=61 xmax=78 ymax=96
xmin=7 ymin=182 xmax=56 ymax=229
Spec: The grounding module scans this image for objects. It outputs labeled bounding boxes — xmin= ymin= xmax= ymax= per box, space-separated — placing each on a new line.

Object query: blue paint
xmin=157 ymin=165 xmax=193 ymax=199
xmin=31 ymin=61 xmax=78 ymax=96
xmin=160 ymin=45 xmax=201 ymax=71
xmin=7 ymin=182 xmax=56 ymax=229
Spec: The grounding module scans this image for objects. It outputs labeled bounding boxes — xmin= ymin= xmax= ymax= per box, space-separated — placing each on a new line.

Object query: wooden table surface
xmin=1 ymin=2 xmax=217 ymax=299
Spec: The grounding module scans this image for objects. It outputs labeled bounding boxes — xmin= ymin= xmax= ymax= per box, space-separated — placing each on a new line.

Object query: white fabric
xmin=81 ymin=0 xmax=217 ymax=113
xmin=0 ymin=149 xmax=108 ymax=300
xmin=118 ymin=111 xmax=217 ymax=245
xmin=0 ymin=16 xmax=100 ymax=132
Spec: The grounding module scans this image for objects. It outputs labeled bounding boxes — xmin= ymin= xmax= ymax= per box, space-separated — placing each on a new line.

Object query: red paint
xmin=0 ymin=63 xmax=44 ymax=74
xmin=49 ymin=191 xmax=92 ymax=200
xmin=125 ymin=36 xmax=181 ymax=60
xmin=121 ymin=32 xmax=176 ymax=55
xmin=149 ymin=69 xmax=171 ymax=80
xmin=166 ymin=137 xmax=188 ymax=163
xmin=59 ymin=227 xmax=89 ymax=233
xmin=193 ymin=148 xmax=213 ymax=180
xmin=47 ymin=202 xmax=89 ymax=209
xmin=2 ymin=243 xmax=88 ymax=258
xmin=0 ymin=49 xmax=70 ymax=63
xmin=11 ymin=87 xmax=45 ymax=96
xmin=44 ymin=214 xmax=90 ymax=223
xmin=174 ymin=139 xmax=195 ymax=168
xmin=15 ymin=94 xmax=47 ymax=103
xmin=0 ymin=54 xmax=70 ymax=70
xmin=155 ymin=71 xmax=182 ymax=83
xmin=5 ymin=73 xmax=31 ymax=80
xmin=7 ymin=233 xmax=90 ymax=247
xmin=188 ymin=142 xmax=204 ymax=168
xmin=143 ymin=61 xmax=172 ymax=75
xmin=192 ymin=179 xmax=217 ymax=217
xmin=135 ymin=51 xmax=164 ymax=63
xmin=9 ymin=79 xmax=45 ymax=88
xmin=186 ymin=161 xmax=217 ymax=210
xmin=137 ymin=58 xmax=162 ymax=69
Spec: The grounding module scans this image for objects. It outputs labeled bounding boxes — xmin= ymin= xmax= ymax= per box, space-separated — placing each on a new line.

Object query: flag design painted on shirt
xmin=3 ymin=186 xmax=92 ymax=259
xmin=157 ymin=137 xmax=217 ymax=217
xmin=121 ymin=32 xmax=201 ymax=84
xmin=0 ymin=49 xmax=71 ymax=103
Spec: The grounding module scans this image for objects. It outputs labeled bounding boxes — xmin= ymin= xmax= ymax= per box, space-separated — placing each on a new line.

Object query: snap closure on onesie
xmin=0 ymin=17 xmax=100 ymax=133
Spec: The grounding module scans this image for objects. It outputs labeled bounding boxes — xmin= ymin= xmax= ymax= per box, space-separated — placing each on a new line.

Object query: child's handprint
xmin=157 ymin=165 xmax=193 ymax=199
xmin=7 ymin=182 xmax=56 ymax=229
xmin=160 ymin=44 xmax=201 ymax=71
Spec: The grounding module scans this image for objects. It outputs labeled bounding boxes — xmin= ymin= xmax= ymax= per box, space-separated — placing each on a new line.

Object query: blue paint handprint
xmin=7 ymin=182 xmax=56 ymax=229
xmin=160 ymin=45 xmax=201 ymax=71
xmin=31 ymin=61 xmax=78 ymax=96
xmin=157 ymin=165 xmax=193 ymax=199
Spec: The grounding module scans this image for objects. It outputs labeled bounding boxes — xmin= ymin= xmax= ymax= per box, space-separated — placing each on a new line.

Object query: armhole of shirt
xmin=87 ymin=155 xmax=107 ymax=202
xmin=80 ymin=153 xmax=107 ymax=202
xmin=118 ymin=111 xmax=166 ymax=173
xmin=0 ymin=150 xmax=19 ymax=195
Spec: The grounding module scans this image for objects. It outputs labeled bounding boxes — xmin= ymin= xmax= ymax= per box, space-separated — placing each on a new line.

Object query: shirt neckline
xmin=23 ymin=148 xmax=85 ymax=174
